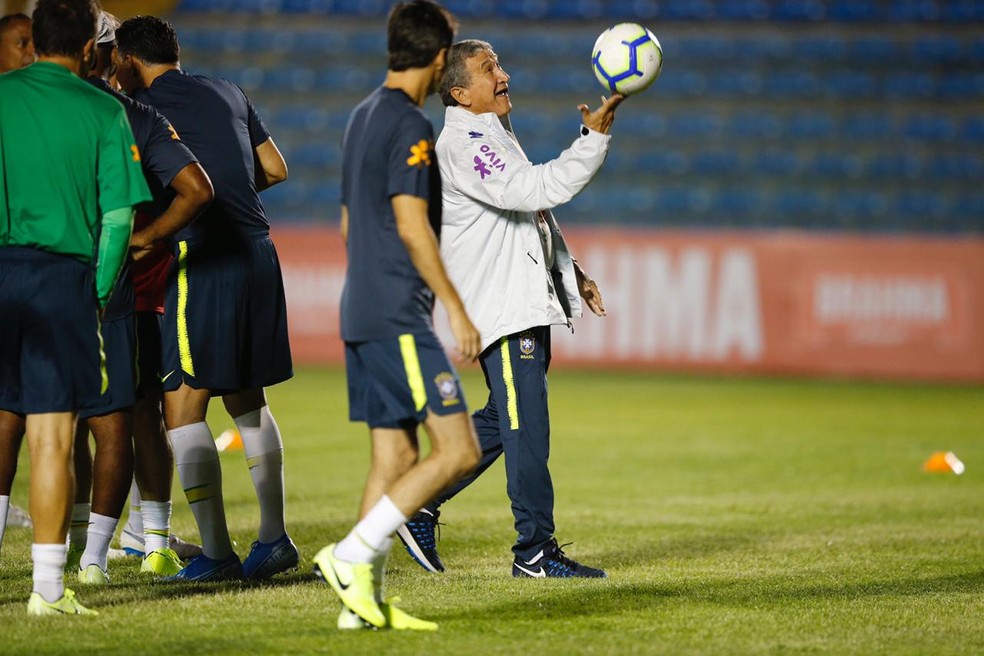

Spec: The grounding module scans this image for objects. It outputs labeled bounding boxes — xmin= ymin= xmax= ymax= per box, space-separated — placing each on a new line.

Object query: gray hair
xmin=439 ymin=39 xmax=493 ymax=107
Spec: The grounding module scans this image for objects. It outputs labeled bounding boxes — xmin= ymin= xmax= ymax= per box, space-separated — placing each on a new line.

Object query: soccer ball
xmin=591 ymin=23 xmax=663 ymax=96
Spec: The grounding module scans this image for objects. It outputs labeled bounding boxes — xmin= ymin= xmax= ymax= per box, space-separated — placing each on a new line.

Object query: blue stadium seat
xmin=826 ymin=71 xmax=877 ymax=99
xmin=928 ymin=153 xmax=984 ymax=179
xmin=785 ymin=112 xmax=835 ymax=139
xmin=865 ymin=153 xmax=924 ymax=179
xmin=660 ymin=0 xmax=716 ymax=21
xmin=895 ymin=191 xmax=948 ymax=219
xmin=912 ymin=35 xmax=965 ymax=62
xmin=314 ymin=68 xmax=376 ymax=94
xmin=672 ymin=37 xmax=738 ymax=63
xmin=831 ymin=190 xmax=890 ymax=220
xmin=653 ymin=69 xmax=707 ymax=97
xmin=888 ymin=0 xmax=946 ymax=22
xmin=807 ymin=153 xmax=863 ymax=178
xmin=903 ymin=114 xmax=958 ymax=140
xmin=849 ymin=37 xmax=899 ymax=63
xmin=882 ymin=72 xmax=937 ymax=98
xmin=751 ymin=150 xmax=802 ymax=176
xmin=826 ymin=0 xmax=881 ymax=21
xmin=618 ymin=113 xmax=667 ymax=139
xmin=631 ymin=150 xmax=690 ymax=176
xmin=707 ymin=70 xmax=764 ymax=97
xmin=716 ymin=0 xmax=771 ymax=21
xmin=839 ymin=112 xmax=893 ymax=140
xmin=963 ymin=116 xmax=984 ymax=142
xmin=773 ymin=189 xmax=829 ymax=223
xmin=762 ymin=71 xmax=820 ymax=97
xmin=937 ymin=72 xmax=984 ymax=99
xmin=711 ymin=188 xmax=764 ymax=218
xmin=729 ymin=111 xmax=783 ymax=139
xmin=691 ymin=151 xmax=741 ymax=175
xmin=666 ymin=112 xmax=724 ymax=138
xmin=791 ymin=35 xmax=848 ymax=61
xmin=774 ymin=0 xmax=827 ymax=21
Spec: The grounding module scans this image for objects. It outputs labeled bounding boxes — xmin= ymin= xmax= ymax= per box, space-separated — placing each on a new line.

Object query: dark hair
xmin=0 ymin=13 xmax=31 ymax=36
xmin=387 ymin=0 xmax=456 ymax=72
xmin=31 ymin=0 xmax=98 ymax=57
xmin=116 ymin=15 xmax=179 ymax=65
xmin=439 ymin=39 xmax=492 ymax=107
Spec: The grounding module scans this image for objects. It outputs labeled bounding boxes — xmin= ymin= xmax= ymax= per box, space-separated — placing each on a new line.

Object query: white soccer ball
xmin=591 ymin=23 xmax=663 ymax=96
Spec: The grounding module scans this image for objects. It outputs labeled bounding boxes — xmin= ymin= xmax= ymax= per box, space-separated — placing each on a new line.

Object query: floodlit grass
xmin=2 ymin=367 xmax=983 ymax=654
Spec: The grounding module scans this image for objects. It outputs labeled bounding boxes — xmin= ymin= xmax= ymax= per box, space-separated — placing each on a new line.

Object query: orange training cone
xmin=923 ymin=451 xmax=965 ymax=475
xmin=215 ymin=428 xmax=243 ymax=452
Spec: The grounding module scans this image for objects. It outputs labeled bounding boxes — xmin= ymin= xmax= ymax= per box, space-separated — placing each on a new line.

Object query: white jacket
xmin=437 ymin=106 xmax=612 ymax=351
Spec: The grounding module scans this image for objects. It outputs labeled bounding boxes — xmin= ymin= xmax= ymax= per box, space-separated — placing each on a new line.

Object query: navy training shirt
xmin=339 ymin=86 xmax=442 ymax=342
xmin=87 ymin=77 xmax=198 ymax=321
xmin=133 ymin=69 xmax=271 ymax=247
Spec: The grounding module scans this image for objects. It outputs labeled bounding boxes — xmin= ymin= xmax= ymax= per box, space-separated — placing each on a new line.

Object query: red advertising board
xmin=273 ymin=226 xmax=984 ymax=382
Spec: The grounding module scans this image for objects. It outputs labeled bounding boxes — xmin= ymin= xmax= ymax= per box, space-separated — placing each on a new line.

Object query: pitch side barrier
xmin=272 ymin=225 xmax=984 ymax=382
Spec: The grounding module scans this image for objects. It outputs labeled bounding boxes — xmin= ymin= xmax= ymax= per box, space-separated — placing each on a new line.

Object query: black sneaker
xmin=396 ymin=508 xmax=445 ymax=573
xmin=512 ymin=539 xmax=607 ymax=578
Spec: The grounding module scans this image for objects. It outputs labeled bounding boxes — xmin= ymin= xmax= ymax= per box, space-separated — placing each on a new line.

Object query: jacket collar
xmin=444 ymin=105 xmax=508 ymax=132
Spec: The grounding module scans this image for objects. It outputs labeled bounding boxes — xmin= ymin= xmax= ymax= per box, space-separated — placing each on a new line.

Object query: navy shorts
xmin=79 ymin=313 xmax=136 ymax=418
xmin=0 ymin=248 xmax=103 ymax=414
xmin=161 ymin=235 xmax=293 ymax=394
xmin=135 ymin=311 xmax=163 ymax=399
xmin=345 ymin=331 xmax=468 ymax=429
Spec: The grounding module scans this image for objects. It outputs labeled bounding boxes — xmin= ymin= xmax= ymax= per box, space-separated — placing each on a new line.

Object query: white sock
xmin=32 ymin=543 xmax=67 ymax=603
xmin=169 ymin=422 xmax=233 ymax=560
xmin=69 ymin=502 xmax=90 ymax=549
xmin=0 ymin=495 xmax=9 ymax=553
xmin=80 ymin=512 xmax=118 ymax=571
xmin=334 ymin=496 xmax=407 ymax=564
xmin=372 ymin=537 xmax=393 ymax=603
xmin=124 ymin=478 xmax=143 ymax=538
xmin=142 ymin=500 xmax=171 ymax=554
xmin=234 ymin=407 xmax=287 ymax=543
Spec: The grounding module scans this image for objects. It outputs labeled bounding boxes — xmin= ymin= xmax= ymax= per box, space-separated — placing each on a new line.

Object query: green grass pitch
xmin=2 ymin=367 xmax=983 ymax=654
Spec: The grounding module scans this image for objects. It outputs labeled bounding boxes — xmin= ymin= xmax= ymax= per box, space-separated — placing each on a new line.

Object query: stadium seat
xmin=883 ymin=72 xmax=937 ymax=99
xmin=839 ymin=112 xmax=893 ymax=140
xmin=751 ymin=150 xmax=803 ymax=176
xmin=963 ymin=116 xmax=984 ymax=142
xmin=826 ymin=0 xmax=881 ymax=21
xmin=729 ymin=111 xmax=783 ymax=139
xmin=903 ymin=114 xmax=958 ymax=140
xmin=707 ymin=70 xmax=764 ymax=97
xmin=807 ymin=153 xmax=863 ymax=179
xmin=785 ymin=112 xmax=835 ymax=139
xmin=631 ymin=150 xmax=690 ymax=176
xmin=773 ymin=0 xmax=827 ymax=22
xmin=826 ymin=71 xmax=877 ymax=99
xmin=762 ymin=71 xmax=820 ymax=97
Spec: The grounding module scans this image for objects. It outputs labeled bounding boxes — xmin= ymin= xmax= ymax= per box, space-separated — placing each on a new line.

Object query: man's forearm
xmin=96 ymin=207 xmax=135 ymax=306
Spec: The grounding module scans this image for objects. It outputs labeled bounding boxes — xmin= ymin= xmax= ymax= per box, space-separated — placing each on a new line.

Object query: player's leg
xmin=164 ymin=383 xmax=240 ymax=580
xmin=66 ymin=424 xmax=92 ymax=571
xmin=0 ymin=410 xmax=27 ymax=554
xmin=25 ymin=412 xmax=96 ymax=614
xmin=77 ymin=409 xmax=133 ymax=583
xmin=499 ymin=327 xmax=604 ymax=578
xmin=223 ymin=387 xmax=297 ymax=579
xmin=130 ymin=310 xmax=199 ymax=567
xmin=398 ymin=361 xmax=506 ymax=573
xmin=10 ymin=250 xmax=100 ymax=614
xmin=131 ymin=393 xmax=179 ymax=574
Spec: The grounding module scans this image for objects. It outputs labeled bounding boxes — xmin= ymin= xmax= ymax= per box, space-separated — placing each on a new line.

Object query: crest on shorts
xmin=434 ymin=372 xmax=460 ymax=407
xmin=519 ymin=332 xmax=535 ymax=356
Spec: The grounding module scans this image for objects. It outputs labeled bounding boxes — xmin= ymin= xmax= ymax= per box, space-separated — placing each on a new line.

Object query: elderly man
xmin=397 ymin=39 xmax=622 ymax=578
xmin=0 ymin=13 xmax=34 ymax=73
